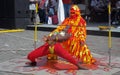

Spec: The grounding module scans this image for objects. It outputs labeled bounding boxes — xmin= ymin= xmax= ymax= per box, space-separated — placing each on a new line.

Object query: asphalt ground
xmin=0 ymin=29 xmax=120 ymax=75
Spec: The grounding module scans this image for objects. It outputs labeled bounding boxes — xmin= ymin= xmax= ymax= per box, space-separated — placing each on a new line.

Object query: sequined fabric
xmin=49 ymin=5 xmax=96 ymax=64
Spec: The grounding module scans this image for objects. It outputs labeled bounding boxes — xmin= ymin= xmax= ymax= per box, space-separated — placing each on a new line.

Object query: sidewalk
xmin=0 ymin=53 xmax=120 ymax=75
xmin=0 ymin=23 xmax=120 ymax=75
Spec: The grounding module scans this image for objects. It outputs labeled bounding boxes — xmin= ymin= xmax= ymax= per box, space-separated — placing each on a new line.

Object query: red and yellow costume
xmin=27 ymin=5 xmax=96 ymax=66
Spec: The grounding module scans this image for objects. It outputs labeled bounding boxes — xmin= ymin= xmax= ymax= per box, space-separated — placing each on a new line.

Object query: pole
xmin=34 ymin=1 xmax=38 ymax=49
xmin=108 ymin=1 xmax=112 ymax=66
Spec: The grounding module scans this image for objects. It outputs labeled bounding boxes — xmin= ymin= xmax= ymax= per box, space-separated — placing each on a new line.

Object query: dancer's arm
xmin=45 ymin=26 xmax=71 ymax=44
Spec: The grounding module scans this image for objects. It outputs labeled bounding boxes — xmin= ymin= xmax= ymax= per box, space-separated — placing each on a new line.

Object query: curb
xmin=26 ymin=25 xmax=120 ymax=37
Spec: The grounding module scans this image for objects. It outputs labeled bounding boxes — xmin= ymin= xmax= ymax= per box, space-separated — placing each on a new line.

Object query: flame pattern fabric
xmin=49 ymin=5 xmax=96 ymax=64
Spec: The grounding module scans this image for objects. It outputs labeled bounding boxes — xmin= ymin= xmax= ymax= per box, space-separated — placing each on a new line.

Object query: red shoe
xmin=25 ymin=62 xmax=36 ymax=67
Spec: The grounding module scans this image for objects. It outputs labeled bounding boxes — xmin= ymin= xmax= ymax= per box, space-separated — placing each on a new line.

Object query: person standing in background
xmin=38 ymin=0 xmax=47 ymax=23
xmin=45 ymin=0 xmax=58 ymax=24
xmin=89 ymin=0 xmax=109 ymax=22
xmin=46 ymin=0 xmax=58 ymax=17
xmin=62 ymin=0 xmax=72 ymax=18
xmin=57 ymin=0 xmax=65 ymax=24
xmin=113 ymin=0 xmax=120 ymax=26
xmin=29 ymin=1 xmax=36 ymax=24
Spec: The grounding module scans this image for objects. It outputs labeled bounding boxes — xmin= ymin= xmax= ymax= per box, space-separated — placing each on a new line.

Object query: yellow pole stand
xmin=34 ymin=24 xmax=38 ymax=49
xmin=108 ymin=1 xmax=112 ymax=66
xmin=108 ymin=29 xmax=112 ymax=48
xmin=108 ymin=1 xmax=112 ymax=49
xmin=34 ymin=1 xmax=38 ymax=49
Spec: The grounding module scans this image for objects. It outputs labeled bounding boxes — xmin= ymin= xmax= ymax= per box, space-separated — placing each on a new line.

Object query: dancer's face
xmin=70 ymin=5 xmax=80 ymax=18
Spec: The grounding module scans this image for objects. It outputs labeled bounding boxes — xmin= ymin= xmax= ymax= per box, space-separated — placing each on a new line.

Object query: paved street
xmin=0 ymin=29 xmax=120 ymax=75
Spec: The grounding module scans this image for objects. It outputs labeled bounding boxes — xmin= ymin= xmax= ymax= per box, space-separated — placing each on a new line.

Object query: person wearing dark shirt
xmin=62 ymin=0 xmax=72 ymax=18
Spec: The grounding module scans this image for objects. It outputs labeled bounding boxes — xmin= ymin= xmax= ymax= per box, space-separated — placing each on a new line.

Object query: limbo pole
xmin=34 ymin=1 xmax=38 ymax=49
xmin=108 ymin=0 xmax=112 ymax=66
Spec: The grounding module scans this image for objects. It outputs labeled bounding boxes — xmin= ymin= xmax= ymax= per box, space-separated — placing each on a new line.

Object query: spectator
xmin=90 ymin=0 xmax=109 ymax=22
xmin=29 ymin=1 xmax=36 ymax=23
xmin=38 ymin=0 xmax=47 ymax=23
xmin=46 ymin=0 xmax=57 ymax=16
xmin=62 ymin=0 xmax=72 ymax=18
xmin=116 ymin=0 xmax=120 ymax=8
xmin=91 ymin=0 xmax=109 ymax=11
xmin=46 ymin=0 xmax=58 ymax=24
xmin=112 ymin=0 xmax=120 ymax=25
xmin=57 ymin=0 xmax=65 ymax=24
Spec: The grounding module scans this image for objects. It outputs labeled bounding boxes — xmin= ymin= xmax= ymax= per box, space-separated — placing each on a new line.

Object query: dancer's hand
xmin=43 ymin=35 xmax=49 ymax=42
xmin=43 ymin=35 xmax=56 ymax=45
xmin=47 ymin=35 xmax=56 ymax=45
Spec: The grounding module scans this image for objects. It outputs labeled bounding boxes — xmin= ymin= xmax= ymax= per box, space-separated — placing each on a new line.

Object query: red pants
xmin=27 ymin=43 xmax=78 ymax=65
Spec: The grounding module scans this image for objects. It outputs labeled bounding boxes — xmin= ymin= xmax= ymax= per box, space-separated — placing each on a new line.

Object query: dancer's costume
xmin=27 ymin=5 xmax=96 ymax=66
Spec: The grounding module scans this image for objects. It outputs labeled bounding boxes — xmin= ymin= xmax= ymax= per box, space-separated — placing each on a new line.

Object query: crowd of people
xmin=29 ymin=0 xmax=120 ymax=25
xmin=38 ymin=0 xmax=74 ymax=25
xmin=37 ymin=0 xmax=58 ymax=24
xmin=29 ymin=0 xmax=73 ymax=25
xmin=89 ymin=0 xmax=109 ymax=22
xmin=89 ymin=0 xmax=120 ymax=24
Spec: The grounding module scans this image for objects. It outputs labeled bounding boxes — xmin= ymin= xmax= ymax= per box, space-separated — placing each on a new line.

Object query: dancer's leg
xmin=27 ymin=43 xmax=49 ymax=62
xmin=54 ymin=43 xmax=78 ymax=65
xmin=54 ymin=43 xmax=88 ymax=69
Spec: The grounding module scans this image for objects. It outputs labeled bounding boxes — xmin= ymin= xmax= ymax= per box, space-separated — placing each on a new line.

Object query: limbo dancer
xmin=27 ymin=5 xmax=96 ymax=69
